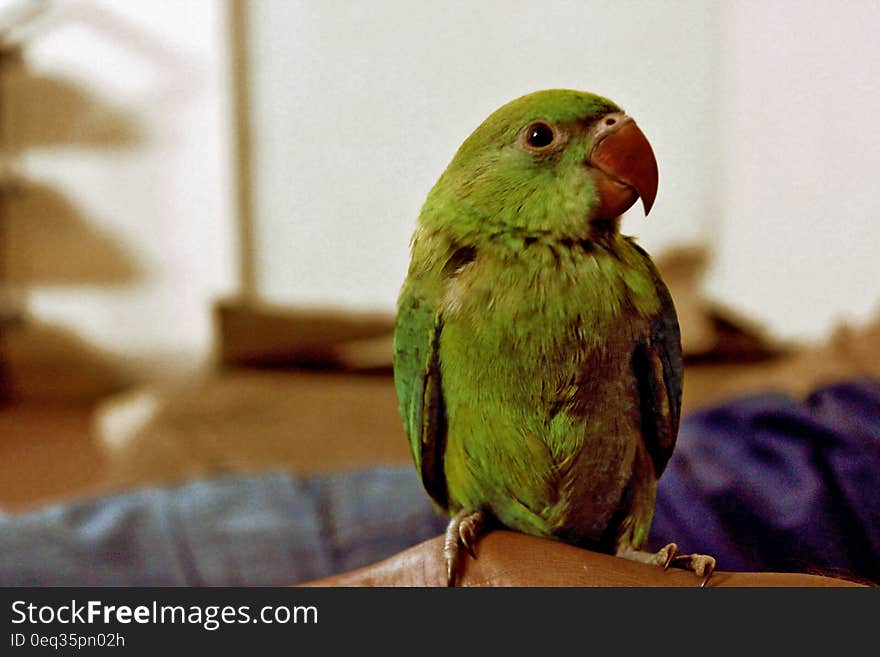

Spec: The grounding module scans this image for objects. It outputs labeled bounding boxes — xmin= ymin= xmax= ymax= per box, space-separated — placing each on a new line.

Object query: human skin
xmin=300 ymin=530 xmax=866 ymax=587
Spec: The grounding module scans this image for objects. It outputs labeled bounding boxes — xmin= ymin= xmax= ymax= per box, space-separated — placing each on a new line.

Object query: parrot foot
xmin=444 ymin=509 xmax=487 ymax=586
xmin=616 ymin=543 xmax=678 ymax=569
xmin=669 ymin=550 xmax=716 ymax=588
xmin=616 ymin=543 xmax=716 ymax=587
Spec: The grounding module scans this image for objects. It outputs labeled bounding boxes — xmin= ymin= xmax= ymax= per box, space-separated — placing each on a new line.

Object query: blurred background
xmin=0 ymin=0 xmax=878 ymax=584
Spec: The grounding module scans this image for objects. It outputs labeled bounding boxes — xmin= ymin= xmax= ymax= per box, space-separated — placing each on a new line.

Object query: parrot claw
xmin=669 ymin=553 xmax=717 ymax=588
xmin=459 ymin=511 xmax=485 ymax=559
xmin=443 ymin=509 xmax=487 ymax=586
xmin=617 ymin=543 xmax=716 ymax=586
xmin=462 ymin=538 xmax=478 ymax=560
xmin=660 ymin=542 xmax=678 ymax=570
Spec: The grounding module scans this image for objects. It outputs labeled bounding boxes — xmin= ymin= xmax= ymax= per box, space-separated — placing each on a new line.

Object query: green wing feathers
xmin=630 ymin=244 xmax=683 ymax=477
xmin=392 ymin=285 xmax=449 ymax=509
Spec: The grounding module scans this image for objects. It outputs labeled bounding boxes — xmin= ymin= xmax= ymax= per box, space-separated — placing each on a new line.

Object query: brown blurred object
xmin=216 ymin=299 xmax=394 ymax=371
xmin=1 ymin=178 xmax=141 ymax=286
xmin=214 ymin=247 xmax=789 ymax=373
xmin=655 ymin=245 xmax=787 ymax=362
xmin=654 ymin=245 xmax=880 ymax=411
xmin=0 ymin=399 xmax=111 ymax=510
xmin=221 ymin=246 xmax=792 ymax=373
xmin=93 ymin=369 xmax=410 ymax=498
xmin=0 ymin=15 xmax=144 ymax=404
xmin=4 ymin=63 xmax=141 ymax=150
xmin=1 ymin=314 xmax=139 ymax=402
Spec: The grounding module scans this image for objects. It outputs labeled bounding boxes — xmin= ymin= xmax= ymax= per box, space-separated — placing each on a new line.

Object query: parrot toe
xmin=617 ymin=543 xmax=716 ymax=586
xmin=650 ymin=542 xmax=679 ymax=569
xmin=616 ymin=542 xmax=677 ymax=568
xmin=458 ymin=510 xmax=486 ymax=559
xmin=669 ymin=553 xmax=717 ymax=588
xmin=444 ymin=509 xmax=488 ymax=586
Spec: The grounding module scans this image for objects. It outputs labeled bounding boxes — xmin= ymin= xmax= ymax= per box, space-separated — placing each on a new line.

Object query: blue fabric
xmin=1 ymin=380 xmax=877 ymax=585
xmin=0 ymin=468 xmax=447 ymax=586
xmin=0 ymin=475 xmax=333 ymax=585
xmin=650 ymin=379 xmax=880 ymax=583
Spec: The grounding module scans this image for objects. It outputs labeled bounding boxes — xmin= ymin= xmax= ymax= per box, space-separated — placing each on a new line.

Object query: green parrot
xmin=393 ymin=89 xmax=715 ymax=586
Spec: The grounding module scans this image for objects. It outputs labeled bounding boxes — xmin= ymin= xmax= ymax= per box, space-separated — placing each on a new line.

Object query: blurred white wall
xmin=706 ymin=0 xmax=880 ymax=341
xmin=247 ymin=0 xmax=880 ymax=343
xmin=247 ymin=0 xmax=723 ymax=308
xmin=6 ymin=0 xmax=236 ymax=375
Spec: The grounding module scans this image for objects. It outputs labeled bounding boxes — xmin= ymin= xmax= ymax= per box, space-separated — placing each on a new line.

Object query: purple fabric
xmin=651 ymin=379 xmax=880 ymax=583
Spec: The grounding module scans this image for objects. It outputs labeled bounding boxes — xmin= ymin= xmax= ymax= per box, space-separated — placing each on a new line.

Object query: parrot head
xmin=421 ymin=89 xmax=658 ymax=242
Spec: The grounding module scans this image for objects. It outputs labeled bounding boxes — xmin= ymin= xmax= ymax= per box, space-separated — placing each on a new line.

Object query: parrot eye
xmin=521 ymin=121 xmax=556 ymax=151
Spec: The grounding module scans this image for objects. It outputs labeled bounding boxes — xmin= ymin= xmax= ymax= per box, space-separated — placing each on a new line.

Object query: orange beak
xmin=586 ymin=113 xmax=659 ymax=221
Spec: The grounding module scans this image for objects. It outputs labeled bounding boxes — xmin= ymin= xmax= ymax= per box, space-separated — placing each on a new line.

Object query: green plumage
xmin=393 ymin=89 xmax=680 ymax=555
